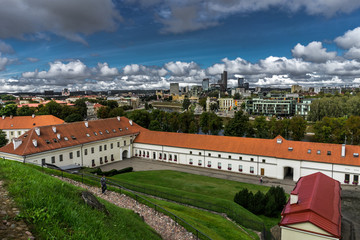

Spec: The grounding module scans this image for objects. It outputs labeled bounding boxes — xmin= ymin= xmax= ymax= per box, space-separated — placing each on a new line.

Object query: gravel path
xmin=54 ymin=176 xmax=195 ymax=240
xmin=0 ymin=181 xmax=35 ymax=240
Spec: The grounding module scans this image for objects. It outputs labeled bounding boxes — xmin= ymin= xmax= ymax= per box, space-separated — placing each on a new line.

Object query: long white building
xmin=0 ymin=117 xmax=359 ymax=185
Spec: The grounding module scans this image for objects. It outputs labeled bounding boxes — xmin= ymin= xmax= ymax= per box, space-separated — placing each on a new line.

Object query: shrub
xmin=90 ymin=167 xmax=133 ymax=177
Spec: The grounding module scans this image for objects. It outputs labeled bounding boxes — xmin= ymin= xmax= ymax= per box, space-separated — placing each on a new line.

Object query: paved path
xmin=101 ymin=158 xmax=297 ymax=193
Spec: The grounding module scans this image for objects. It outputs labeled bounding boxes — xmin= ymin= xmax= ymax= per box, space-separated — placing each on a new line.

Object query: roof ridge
xmin=20 ymin=128 xmax=35 ymax=156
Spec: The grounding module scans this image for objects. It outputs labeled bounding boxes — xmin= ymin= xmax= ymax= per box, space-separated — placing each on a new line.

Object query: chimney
xmin=290 ymin=193 xmax=298 ymax=205
xmin=341 ymin=144 xmax=346 ymax=157
xmin=32 ymin=139 xmax=37 ymax=147
xmin=35 ymin=127 xmax=40 ymax=136
xmin=10 ymin=115 xmax=13 ymax=119
xmin=12 ymin=138 xmax=22 ymax=150
xmin=57 ymin=133 xmax=61 ymax=140
xmin=32 ymin=114 xmax=35 ymax=118
xmin=117 ymin=116 xmax=121 ymax=121
xmin=85 ymin=121 xmax=89 ymax=128
xmin=129 ymin=120 xmax=133 ymax=126
xmin=1 ymin=115 xmax=5 ymax=120
xmin=52 ymin=126 xmax=56 ymax=133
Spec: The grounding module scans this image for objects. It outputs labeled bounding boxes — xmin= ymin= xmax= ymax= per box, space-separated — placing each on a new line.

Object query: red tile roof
xmin=0 ymin=117 xmax=145 ymax=156
xmin=279 ymin=172 xmax=341 ymax=238
xmin=0 ymin=115 xmax=64 ymax=130
xmin=134 ymin=131 xmax=360 ymax=166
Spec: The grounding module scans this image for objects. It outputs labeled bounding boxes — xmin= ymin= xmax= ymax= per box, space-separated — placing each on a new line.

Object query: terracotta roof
xmin=0 ymin=115 xmax=64 ymax=130
xmin=280 ymin=172 xmax=341 ymax=238
xmin=0 ymin=117 xmax=146 ymax=156
xmin=134 ymin=131 xmax=360 ymax=166
xmin=93 ymin=103 xmax=104 ymax=108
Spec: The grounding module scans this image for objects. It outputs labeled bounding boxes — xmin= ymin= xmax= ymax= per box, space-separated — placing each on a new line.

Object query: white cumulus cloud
xmin=335 ymin=27 xmax=360 ymax=49
xmin=291 ymin=41 xmax=337 ymax=63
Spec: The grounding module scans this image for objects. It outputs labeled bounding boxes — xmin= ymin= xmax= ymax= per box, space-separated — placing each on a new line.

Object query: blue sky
xmin=1 ymin=0 xmax=360 ymax=92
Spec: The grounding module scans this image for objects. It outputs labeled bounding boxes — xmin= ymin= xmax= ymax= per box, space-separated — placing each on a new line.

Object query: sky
xmin=1 ymin=0 xmax=360 ymax=92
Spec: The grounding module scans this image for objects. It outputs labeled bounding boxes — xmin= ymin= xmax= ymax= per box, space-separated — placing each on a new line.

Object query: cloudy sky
xmin=1 ymin=0 xmax=360 ymax=92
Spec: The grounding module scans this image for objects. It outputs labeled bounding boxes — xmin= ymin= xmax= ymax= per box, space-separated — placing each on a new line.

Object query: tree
xmin=253 ymin=116 xmax=269 ymax=139
xmin=224 ymin=111 xmax=251 ymax=137
xmin=182 ymin=98 xmax=191 ymax=110
xmin=148 ymin=120 xmax=162 ymax=131
xmin=17 ymin=105 xmax=35 ymax=116
xmin=233 ymin=93 xmax=241 ymax=99
xmin=289 ymin=116 xmax=307 ymax=141
xmin=109 ymin=107 xmax=125 ymax=118
xmin=0 ymin=130 xmax=8 ymax=147
xmin=179 ymin=111 xmax=197 ymax=133
xmin=199 ymin=112 xmax=210 ymax=134
xmin=65 ymin=113 xmax=83 ymax=123
xmin=0 ymin=104 xmax=17 ymax=116
xmin=74 ymin=98 xmax=88 ymax=117
xmin=208 ymin=114 xmax=223 ymax=135
xmin=97 ymin=106 xmax=111 ymax=119
xmin=210 ymin=102 xmax=218 ymax=112
xmin=345 ymin=116 xmax=360 ymax=144
xmin=126 ymin=110 xmax=151 ymax=128
xmin=199 ymin=98 xmax=207 ymax=111
xmin=44 ymin=101 xmax=62 ymax=118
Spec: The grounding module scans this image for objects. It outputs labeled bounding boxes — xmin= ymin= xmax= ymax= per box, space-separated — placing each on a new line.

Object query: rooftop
xmin=0 ymin=115 xmax=64 ymax=130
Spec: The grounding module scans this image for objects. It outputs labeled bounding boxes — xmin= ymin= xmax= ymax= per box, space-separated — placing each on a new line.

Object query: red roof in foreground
xmin=0 ymin=115 xmax=64 ymax=130
xmin=280 ymin=172 xmax=341 ymax=238
xmin=134 ymin=131 xmax=360 ymax=166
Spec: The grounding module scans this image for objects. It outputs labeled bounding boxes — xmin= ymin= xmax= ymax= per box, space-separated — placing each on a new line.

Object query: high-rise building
xmin=221 ymin=71 xmax=227 ymax=91
xmin=202 ymin=78 xmax=210 ymax=91
xmin=238 ymin=78 xmax=244 ymax=87
xmin=170 ymin=83 xmax=180 ymax=95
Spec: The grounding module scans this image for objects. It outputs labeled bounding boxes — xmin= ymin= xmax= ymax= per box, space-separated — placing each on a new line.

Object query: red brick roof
xmin=0 ymin=117 xmax=145 ymax=156
xmin=134 ymin=131 xmax=360 ymax=166
xmin=0 ymin=115 xmax=64 ymax=130
xmin=280 ymin=172 xmax=341 ymax=238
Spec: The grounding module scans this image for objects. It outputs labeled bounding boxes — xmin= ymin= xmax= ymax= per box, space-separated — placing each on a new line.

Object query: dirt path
xmin=54 ymin=176 xmax=196 ymax=240
xmin=0 ymin=181 xmax=34 ymax=240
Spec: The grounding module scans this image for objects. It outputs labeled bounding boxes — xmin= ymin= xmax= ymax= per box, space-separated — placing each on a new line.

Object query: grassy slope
xmin=142 ymin=196 xmax=258 ymax=240
xmin=0 ymin=159 xmax=161 ymax=240
xmin=111 ymin=170 xmax=279 ymax=230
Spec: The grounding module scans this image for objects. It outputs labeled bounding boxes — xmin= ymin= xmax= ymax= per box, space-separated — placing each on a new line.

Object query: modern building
xmin=202 ymin=79 xmax=210 ymax=91
xmin=238 ymin=78 xmax=244 ymax=88
xmin=280 ymin=172 xmax=341 ymax=240
xmin=0 ymin=115 xmax=64 ymax=141
xmin=291 ymin=85 xmax=302 ymax=93
xmin=170 ymin=83 xmax=180 ymax=96
xmin=1 ymin=118 xmax=360 ymax=186
xmin=220 ymin=71 xmax=228 ymax=91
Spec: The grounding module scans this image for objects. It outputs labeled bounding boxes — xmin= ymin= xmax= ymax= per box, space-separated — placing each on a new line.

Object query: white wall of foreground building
xmin=0 ymin=135 xmax=134 ymax=168
xmin=281 ymin=226 xmax=339 ymax=240
xmin=133 ymin=142 xmax=360 ymax=185
xmin=3 ymin=129 xmax=29 ymax=141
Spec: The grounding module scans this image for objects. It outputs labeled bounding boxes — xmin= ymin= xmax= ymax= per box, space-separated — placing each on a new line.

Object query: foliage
xmin=199 ymin=98 xmax=207 ymax=110
xmin=90 ymin=167 xmax=133 ymax=177
xmin=74 ymin=98 xmax=88 ymax=117
xmin=224 ymin=111 xmax=251 ymax=137
xmin=126 ymin=110 xmax=151 ymax=128
xmin=109 ymin=107 xmax=125 ymax=118
xmin=0 ymin=130 xmax=8 ymax=147
xmin=200 ymin=112 xmax=223 ymax=135
xmin=233 ymin=93 xmax=241 ymax=99
xmin=0 ymin=94 xmax=16 ymax=100
xmin=0 ymin=104 xmax=17 ymax=116
xmin=179 ymin=111 xmax=198 ymax=133
xmin=234 ymin=186 xmax=286 ymax=218
xmin=313 ymin=117 xmax=347 ymax=144
xmin=64 ymin=113 xmax=83 ymax=123
xmin=253 ymin=116 xmax=269 ymax=139
xmin=97 ymin=106 xmax=111 ymax=119
xmin=289 ymin=116 xmax=307 ymax=141
xmin=17 ymin=105 xmax=35 ymax=116
xmin=182 ymin=98 xmax=191 ymax=110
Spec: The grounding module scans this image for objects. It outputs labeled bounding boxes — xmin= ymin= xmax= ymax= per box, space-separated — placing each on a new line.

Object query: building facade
xmin=170 ymin=83 xmax=180 ymax=96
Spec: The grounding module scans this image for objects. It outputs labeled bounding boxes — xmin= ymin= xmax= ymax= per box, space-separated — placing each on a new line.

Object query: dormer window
xmin=94 ymin=132 xmax=98 ymax=136
xmin=327 ymin=151 xmax=331 ymax=155
xmin=307 ymin=149 xmax=311 ymax=154
xmin=277 ymin=138 xmax=282 ymax=144
xmin=317 ymin=150 xmax=321 ymax=155
xmin=99 ymin=131 xmax=103 ymax=135
xmin=71 ymin=135 xmax=76 ymax=140
xmin=64 ymin=137 xmax=69 ymax=141
xmin=105 ymin=130 xmax=109 ymax=134
xmin=86 ymin=133 xmax=90 ymax=137
xmin=354 ymin=153 xmax=359 ymax=158
xmin=45 ymin=140 xmax=50 ymax=144
xmin=288 ymin=147 xmax=293 ymax=151
xmin=112 ymin=129 xmax=116 ymax=133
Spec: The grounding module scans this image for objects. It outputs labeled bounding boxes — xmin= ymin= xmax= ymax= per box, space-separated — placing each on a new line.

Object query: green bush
xmin=90 ymin=167 xmax=133 ymax=177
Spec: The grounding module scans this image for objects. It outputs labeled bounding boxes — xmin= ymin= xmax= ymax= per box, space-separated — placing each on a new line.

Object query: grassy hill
xmin=0 ymin=159 xmax=161 ymax=240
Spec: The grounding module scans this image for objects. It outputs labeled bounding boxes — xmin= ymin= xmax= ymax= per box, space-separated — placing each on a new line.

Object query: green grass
xmin=110 ymin=170 xmax=277 ymax=231
xmin=141 ymin=196 xmax=258 ymax=240
xmin=0 ymin=159 xmax=161 ymax=240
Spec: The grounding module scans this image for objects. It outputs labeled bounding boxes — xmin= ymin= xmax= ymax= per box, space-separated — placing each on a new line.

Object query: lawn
xmin=142 ymin=196 xmax=258 ymax=240
xmin=0 ymin=159 xmax=161 ymax=240
xmin=110 ymin=170 xmax=278 ymax=231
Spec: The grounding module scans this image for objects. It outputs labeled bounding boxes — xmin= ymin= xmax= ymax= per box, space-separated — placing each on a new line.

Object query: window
xmin=104 ymin=144 xmax=107 ymax=151
xmin=77 ymin=151 xmax=80 ymax=158
xmin=64 ymin=137 xmax=69 ymax=141
xmin=228 ymin=155 xmax=231 ymax=159
xmin=117 ymin=142 xmax=120 ymax=147
xmin=99 ymin=146 xmax=102 ymax=152
xmin=51 ymin=156 xmax=55 ymax=163
xmin=228 ymin=163 xmax=232 ymax=170
xmin=307 ymin=149 xmax=311 ymax=154
xmin=239 ymin=165 xmax=243 ymax=172
xmin=86 ymin=133 xmax=90 ymax=137
xmin=217 ymin=162 xmax=221 ymax=169
xmin=198 ymin=160 xmax=202 ymax=166
xmin=354 ymin=153 xmax=359 ymax=158
xmin=124 ymin=140 xmax=126 ymax=146
xmin=190 ymin=151 xmax=192 ymax=154
xmin=208 ymin=153 xmax=211 ymax=157
xmin=250 ymin=158 xmax=254 ymax=162
xmin=207 ymin=161 xmax=211 ymax=167
xmin=99 ymin=131 xmax=103 ymax=135
xmin=91 ymin=147 xmax=94 ymax=154
xmin=262 ymin=159 xmax=266 ymax=163
xmin=250 ymin=166 xmax=254 ymax=174
xmin=111 ymin=143 xmax=113 ymax=149
xmin=345 ymin=174 xmax=350 ymax=183
xmin=189 ymin=159 xmax=193 ymax=165
xmin=59 ymin=154 xmax=63 ymax=162
xmin=111 ymin=154 xmax=114 ymax=161
xmin=92 ymin=159 xmax=95 ymax=167
xmin=288 ymin=147 xmax=293 ymax=151
xmin=199 ymin=152 xmax=202 ymax=155
xmin=69 ymin=152 xmax=73 ymax=159
xmin=105 ymin=156 xmax=108 ymax=163
xmin=100 ymin=157 xmax=103 ymax=164
xmin=327 ymin=151 xmax=331 ymax=155
xmin=10 ymin=131 xmax=13 ymax=136
xmin=164 ymin=154 xmax=167 ymax=160
xmin=41 ymin=158 xmax=45 ymax=166
xmin=105 ymin=130 xmax=109 ymax=134
xmin=130 ymin=139 xmax=133 ymax=144
xmin=147 ymin=151 xmax=149 ymax=157
xmin=239 ymin=156 xmax=242 ymax=160
xmin=317 ymin=150 xmax=321 ymax=155
xmin=94 ymin=132 xmax=98 ymax=136
xmin=218 ymin=154 xmax=221 ymax=158
xmin=85 ymin=149 xmax=88 ymax=155
xmin=174 ymin=155 xmax=177 ymax=161
xmin=18 ymin=131 xmax=21 ymax=135
xmin=169 ymin=154 xmax=172 ymax=160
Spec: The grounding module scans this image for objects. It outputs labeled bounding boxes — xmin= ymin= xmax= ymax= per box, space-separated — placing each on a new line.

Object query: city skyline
xmin=1 ymin=0 xmax=360 ymax=92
